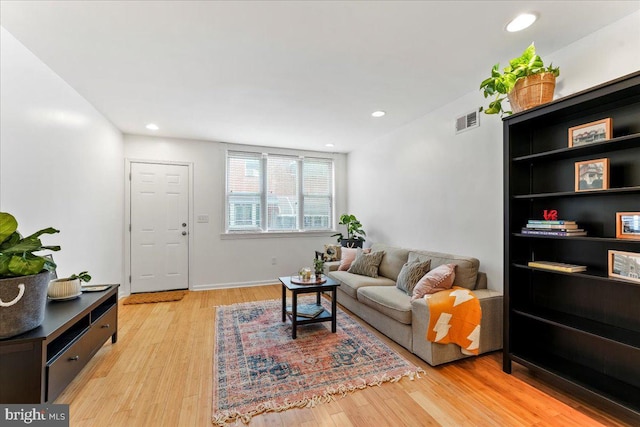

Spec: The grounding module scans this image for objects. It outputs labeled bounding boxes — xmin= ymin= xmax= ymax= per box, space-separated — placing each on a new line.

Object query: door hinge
xmin=129 ymin=172 xmax=132 ymax=181
xmin=129 ymin=224 xmax=131 ymax=232
xmin=129 ymin=275 xmax=131 ymax=283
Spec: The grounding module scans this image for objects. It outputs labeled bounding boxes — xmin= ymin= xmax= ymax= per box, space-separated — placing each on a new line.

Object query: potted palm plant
xmin=331 ymin=214 xmax=366 ymax=248
xmin=480 ymin=43 xmax=560 ymax=116
xmin=0 ymin=212 xmax=60 ymax=338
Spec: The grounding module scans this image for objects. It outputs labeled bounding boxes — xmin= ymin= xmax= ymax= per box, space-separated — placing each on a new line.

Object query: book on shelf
xmin=527 ymin=261 xmax=587 ymax=273
xmin=525 ymin=228 xmax=585 ymax=233
xmin=527 ymin=220 xmax=576 ymax=225
xmin=520 ymin=228 xmax=587 ymax=237
xmin=525 ymin=223 xmax=579 ymax=230
xmin=286 ymin=303 xmax=324 ymax=318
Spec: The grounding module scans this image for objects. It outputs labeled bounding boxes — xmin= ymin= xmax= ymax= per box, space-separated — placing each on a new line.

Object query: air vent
xmin=455 ymin=110 xmax=480 ymax=134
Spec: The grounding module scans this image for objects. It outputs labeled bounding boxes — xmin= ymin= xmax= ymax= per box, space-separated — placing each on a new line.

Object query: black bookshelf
xmin=503 ymin=71 xmax=640 ymax=421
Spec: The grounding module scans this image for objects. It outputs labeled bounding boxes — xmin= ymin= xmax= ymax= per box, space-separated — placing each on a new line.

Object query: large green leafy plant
xmin=0 ymin=212 xmax=60 ymax=278
xmin=480 ymin=43 xmax=560 ymax=116
xmin=331 ymin=214 xmax=366 ymax=244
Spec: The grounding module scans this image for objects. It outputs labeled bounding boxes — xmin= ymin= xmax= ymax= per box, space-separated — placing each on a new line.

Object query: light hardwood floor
xmin=55 ymin=285 xmax=636 ymax=426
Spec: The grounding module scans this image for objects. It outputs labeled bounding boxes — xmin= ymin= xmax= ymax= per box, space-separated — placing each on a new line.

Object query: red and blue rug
xmin=213 ymin=297 xmax=423 ymax=425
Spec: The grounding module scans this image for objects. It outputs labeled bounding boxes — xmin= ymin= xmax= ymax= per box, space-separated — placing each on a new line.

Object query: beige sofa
xmin=326 ymin=243 xmax=503 ymax=366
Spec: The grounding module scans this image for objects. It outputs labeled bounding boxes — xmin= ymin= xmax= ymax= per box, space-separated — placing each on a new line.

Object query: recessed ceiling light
xmin=371 ymin=110 xmax=386 ymax=118
xmin=325 ymin=143 xmax=335 ymax=148
xmin=506 ymin=13 xmax=537 ymax=32
xmin=145 ymin=123 xmax=159 ymax=130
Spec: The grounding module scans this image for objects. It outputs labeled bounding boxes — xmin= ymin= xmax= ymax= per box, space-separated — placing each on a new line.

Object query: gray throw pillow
xmin=396 ymin=259 xmax=432 ymax=295
xmin=347 ymin=251 xmax=385 ymax=278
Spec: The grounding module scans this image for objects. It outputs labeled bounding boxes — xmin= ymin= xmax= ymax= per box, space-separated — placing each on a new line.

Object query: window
xmin=267 ymin=155 xmax=298 ymax=230
xmin=226 ymin=150 xmax=333 ymax=233
xmin=227 ymin=152 xmax=262 ymax=230
xmin=302 ymin=158 xmax=332 ymax=230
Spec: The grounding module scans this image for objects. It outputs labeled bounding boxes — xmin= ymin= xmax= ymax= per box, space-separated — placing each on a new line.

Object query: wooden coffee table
xmin=279 ymin=276 xmax=340 ymax=339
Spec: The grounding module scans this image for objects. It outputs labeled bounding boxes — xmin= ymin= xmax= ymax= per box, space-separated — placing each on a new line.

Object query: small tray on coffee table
xmin=290 ymin=275 xmax=327 ymax=285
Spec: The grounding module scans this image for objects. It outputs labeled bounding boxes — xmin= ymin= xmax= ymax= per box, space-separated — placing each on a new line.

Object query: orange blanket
xmin=425 ymin=286 xmax=482 ymax=355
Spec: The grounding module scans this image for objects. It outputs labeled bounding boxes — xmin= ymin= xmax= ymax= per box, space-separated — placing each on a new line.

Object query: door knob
xmin=182 ymin=223 xmax=187 ymax=227
xmin=182 ymin=231 xmax=187 ymax=236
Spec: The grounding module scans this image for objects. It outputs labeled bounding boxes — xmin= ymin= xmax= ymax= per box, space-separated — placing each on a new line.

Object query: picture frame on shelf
xmin=616 ymin=212 xmax=640 ymax=240
xmin=568 ymin=118 xmax=612 ymax=147
xmin=608 ymin=250 xmax=640 ymax=284
xmin=574 ymin=158 xmax=609 ymax=192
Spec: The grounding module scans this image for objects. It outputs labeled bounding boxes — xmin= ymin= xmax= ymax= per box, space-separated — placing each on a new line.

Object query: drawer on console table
xmin=85 ymin=305 xmax=117 ymax=358
xmin=47 ymin=334 xmax=92 ymax=402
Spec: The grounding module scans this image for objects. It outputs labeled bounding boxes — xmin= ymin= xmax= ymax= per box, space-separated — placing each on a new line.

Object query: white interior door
xmin=130 ymin=162 xmax=189 ymax=293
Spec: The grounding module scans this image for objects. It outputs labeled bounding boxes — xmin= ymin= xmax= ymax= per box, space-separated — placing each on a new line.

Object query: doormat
xmin=122 ymin=290 xmax=187 ymax=305
xmin=213 ymin=297 xmax=424 ymax=425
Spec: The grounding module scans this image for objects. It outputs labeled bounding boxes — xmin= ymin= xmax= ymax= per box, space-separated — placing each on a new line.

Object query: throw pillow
xmin=347 ymin=250 xmax=385 ymax=278
xmin=323 ymin=244 xmax=342 ymax=262
xmin=411 ymin=263 xmax=456 ymax=301
xmin=338 ymin=247 xmax=370 ymax=271
xmin=396 ymin=259 xmax=432 ymax=295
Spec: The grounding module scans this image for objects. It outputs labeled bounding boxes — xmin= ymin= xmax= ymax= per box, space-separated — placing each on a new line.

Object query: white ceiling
xmin=1 ymin=1 xmax=639 ymax=153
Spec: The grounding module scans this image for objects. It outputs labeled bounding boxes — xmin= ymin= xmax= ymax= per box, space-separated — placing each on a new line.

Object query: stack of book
xmin=286 ymin=304 xmax=325 ymax=318
xmin=527 ymin=261 xmax=587 ymax=273
xmin=521 ymin=220 xmax=587 ymax=237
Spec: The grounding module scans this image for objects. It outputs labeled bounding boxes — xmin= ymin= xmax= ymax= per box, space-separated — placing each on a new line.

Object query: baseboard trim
xmin=191 ymin=280 xmax=280 ymax=291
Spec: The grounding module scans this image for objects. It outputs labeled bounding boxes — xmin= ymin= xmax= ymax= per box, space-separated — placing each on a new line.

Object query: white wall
xmin=347 ymin=12 xmax=640 ymax=292
xmin=124 ymin=134 xmax=347 ymax=291
xmin=0 ymin=28 xmax=124 ymax=285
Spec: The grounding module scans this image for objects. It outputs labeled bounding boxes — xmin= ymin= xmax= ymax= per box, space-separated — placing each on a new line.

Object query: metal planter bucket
xmin=0 ymin=271 xmax=49 ymax=339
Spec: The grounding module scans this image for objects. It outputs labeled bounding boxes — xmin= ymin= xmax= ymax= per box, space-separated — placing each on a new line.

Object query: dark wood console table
xmin=0 ymin=284 xmax=119 ymax=403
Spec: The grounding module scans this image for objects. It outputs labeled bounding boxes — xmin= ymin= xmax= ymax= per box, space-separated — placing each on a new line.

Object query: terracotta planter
xmin=508 ymin=72 xmax=556 ymax=113
xmin=0 ymin=271 xmax=50 ymax=339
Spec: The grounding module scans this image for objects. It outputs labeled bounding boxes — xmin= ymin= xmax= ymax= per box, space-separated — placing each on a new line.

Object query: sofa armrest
xmin=411 ymin=289 xmax=503 ymax=361
xmin=324 ymin=261 xmax=340 ymax=273
xmin=471 ymin=289 xmax=503 ymax=352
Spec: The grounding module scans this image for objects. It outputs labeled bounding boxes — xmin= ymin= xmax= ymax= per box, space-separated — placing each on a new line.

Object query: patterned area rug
xmin=122 ymin=290 xmax=186 ymax=305
xmin=213 ymin=297 xmax=424 ymax=425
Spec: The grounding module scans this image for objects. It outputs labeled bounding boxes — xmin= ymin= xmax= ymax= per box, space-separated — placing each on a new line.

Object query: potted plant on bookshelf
xmin=0 ymin=212 xmax=60 ymax=338
xmin=331 ymin=214 xmax=366 ymax=248
xmin=480 ymin=43 xmax=560 ymax=116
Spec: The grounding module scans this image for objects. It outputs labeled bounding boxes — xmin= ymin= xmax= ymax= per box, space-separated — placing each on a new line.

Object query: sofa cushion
xmin=408 ymin=250 xmax=479 ymax=290
xmin=348 ymin=250 xmax=385 ymax=278
xmin=338 ymin=247 xmax=371 ymax=271
xmin=396 ymin=259 xmax=432 ymax=295
xmin=411 ymin=263 xmax=456 ymax=301
xmin=328 ymin=271 xmax=395 ymax=299
xmin=370 ymin=243 xmax=410 ymax=281
xmin=323 ymin=244 xmax=341 ymax=262
xmin=357 ymin=286 xmax=412 ymax=325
